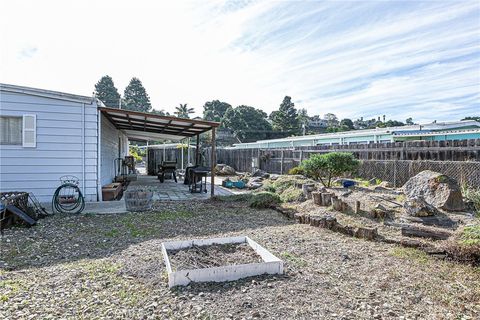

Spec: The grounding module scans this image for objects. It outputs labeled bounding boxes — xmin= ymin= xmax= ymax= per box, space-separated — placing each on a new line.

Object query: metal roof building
xmin=229 ymin=120 xmax=480 ymax=149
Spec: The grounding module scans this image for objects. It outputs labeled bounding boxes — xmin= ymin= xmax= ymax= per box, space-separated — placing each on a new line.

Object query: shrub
xmin=442 ymin=224 xmax=480 ymax=264
xmin=261 ymin=182 xmax=277 ymax=193
xmin=463 ymin=187 xmax=480 ymax=217
xmin=460 ymin=225 xmax=480 ymax=246
xmin=302 ymin=152 xmax=359 ymax=187
xmin=249 ymin=192 xmax=281 ymax=209
xmin=280 ymin=186 xmax=305 ymax=202
xmin=288 ymin=166 xmax=304 ymax=175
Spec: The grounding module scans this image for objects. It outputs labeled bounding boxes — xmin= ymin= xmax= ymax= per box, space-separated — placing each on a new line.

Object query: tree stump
xmin=302 ymin=184 xmax=315 ymax=200
xmin=312 ymin=192 xmax=322 ymax=206
xmin=331 ymin=196 xmax=345 ymax=211
xmin=321 ymin=192 xmax=334 ymax=206
xmin=354 ymin=227 xmax=378 ymax=240
xmin=354 ymin=201 xmax=361 ymax=214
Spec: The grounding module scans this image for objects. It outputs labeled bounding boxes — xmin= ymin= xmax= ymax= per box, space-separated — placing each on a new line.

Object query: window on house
xmin=0 ymin=116 xmax=22 ymax=145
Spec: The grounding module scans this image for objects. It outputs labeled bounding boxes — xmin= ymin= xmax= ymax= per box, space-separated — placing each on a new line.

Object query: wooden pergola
xmin=99 ymin=107 xmax=220 ymax=195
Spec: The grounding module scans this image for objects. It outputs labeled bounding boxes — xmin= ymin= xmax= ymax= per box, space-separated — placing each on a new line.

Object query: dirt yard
xmin=1 ymin=199 xmax=479 ymax=319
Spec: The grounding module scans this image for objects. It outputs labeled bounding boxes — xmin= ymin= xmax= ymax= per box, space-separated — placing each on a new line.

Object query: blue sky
xmin=1 ymin=0 xmax=479 ymax=123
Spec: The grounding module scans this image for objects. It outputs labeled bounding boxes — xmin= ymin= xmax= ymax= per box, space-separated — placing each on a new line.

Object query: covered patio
xmin=98 ymin=107 xmax=228 ymax=200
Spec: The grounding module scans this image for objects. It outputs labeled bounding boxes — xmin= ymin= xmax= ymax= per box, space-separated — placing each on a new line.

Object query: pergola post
xmin=210 ymin=128 xmax=216 ymax=196
xmin=195 ymin=134 xmax=200 ymax=165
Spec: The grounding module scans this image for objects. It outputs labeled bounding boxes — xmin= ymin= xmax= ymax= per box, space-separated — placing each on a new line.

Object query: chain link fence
xmin=357 ymin=160 xmax=480 ymax=188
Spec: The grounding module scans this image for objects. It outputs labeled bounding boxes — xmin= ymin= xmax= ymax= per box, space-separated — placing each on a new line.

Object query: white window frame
xmin=22 ymin=114 xmax=37 ymax=148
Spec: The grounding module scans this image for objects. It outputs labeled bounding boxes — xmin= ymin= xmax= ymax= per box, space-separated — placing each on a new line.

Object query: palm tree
xmin=174 ymin=103 xmax=195 ymax=118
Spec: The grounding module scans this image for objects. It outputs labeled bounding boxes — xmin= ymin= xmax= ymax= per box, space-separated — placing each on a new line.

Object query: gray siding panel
xmin=0 ymin=91 xmax=99 ymax=202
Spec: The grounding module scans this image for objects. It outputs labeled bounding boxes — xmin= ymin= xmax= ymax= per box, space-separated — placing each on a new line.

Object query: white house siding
xmin=0 ymin=91 xmax=99 ymax=202
xmin=100 ymin=114 xmax=128 ymax=187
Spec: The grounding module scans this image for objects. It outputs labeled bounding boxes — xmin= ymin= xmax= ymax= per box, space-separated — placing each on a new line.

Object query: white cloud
xmin=0 ymin=0 xmax=478 ymax=123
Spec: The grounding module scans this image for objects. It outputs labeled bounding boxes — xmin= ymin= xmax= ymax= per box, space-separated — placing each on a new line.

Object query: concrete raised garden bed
xmin=161 ymin=236 xmax=283 ymax=288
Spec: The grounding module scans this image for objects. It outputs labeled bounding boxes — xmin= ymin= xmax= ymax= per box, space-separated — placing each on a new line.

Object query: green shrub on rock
xmin=249 ymin=192 xmax=282 ymax=209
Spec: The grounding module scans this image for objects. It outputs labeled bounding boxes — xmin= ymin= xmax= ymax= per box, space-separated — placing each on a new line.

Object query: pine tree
xmin=271 ymin=96 xmax=299 ymax=134
xmin=123 ymin=77 xmax=152 ymax=112
xmin=94 ymin=75 xmax=121 ymax=108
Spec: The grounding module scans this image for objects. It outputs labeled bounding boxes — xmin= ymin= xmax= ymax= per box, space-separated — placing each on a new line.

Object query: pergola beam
xmin=211 ymin=127 xmax=216 ymax=196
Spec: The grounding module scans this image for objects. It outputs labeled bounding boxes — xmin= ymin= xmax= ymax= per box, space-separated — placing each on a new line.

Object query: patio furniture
xmin=189 ymin=166 xmax=209 ymax=193
xmin=158 ymin=161 xmax=177 ymax=183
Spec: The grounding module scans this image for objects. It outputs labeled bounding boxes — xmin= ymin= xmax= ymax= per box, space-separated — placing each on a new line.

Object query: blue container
xmin=233 ymin=181 xmax=246 ymax=189
xmin=342 ymin=180 xmax=355 ymax=188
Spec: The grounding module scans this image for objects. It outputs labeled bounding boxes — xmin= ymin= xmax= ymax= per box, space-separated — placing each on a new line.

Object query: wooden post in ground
xmin=210 ymin=128 xmax=216 ymax=196
xmin=195 ymin=134 xmax=200 ymax=165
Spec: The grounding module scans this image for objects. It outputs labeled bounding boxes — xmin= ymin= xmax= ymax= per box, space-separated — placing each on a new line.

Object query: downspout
xmin=82 ymin=103 xmax=86 ymax=197
xmin=97 ymin=110 xmax=103 ymax=201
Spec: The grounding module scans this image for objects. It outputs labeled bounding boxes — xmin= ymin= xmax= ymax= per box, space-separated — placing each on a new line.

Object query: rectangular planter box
xmin=161 ymin=236 xmax=283 ymax=288
xmin=102 ymin=183 xmax=123 ymax=201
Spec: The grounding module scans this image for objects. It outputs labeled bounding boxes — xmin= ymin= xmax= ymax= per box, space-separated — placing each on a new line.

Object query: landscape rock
xmin=402 ymin=170 xmax=464 ymax=211
xmin=403 ymin=196 xmax=440 ymax=217
xmin=247 ymin=177 xmax=263 ymax=189
xmin=252 ymin=169 xmax=269 ymax=178
xmin=214 ymin=164 xmax=236 ymax=176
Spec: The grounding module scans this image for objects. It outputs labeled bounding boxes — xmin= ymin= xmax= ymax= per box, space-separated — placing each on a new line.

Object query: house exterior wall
xmin=100 ymin=114 xmax=128 ymax=186
xmin=0 ymin=91 xmax=99 ymax=202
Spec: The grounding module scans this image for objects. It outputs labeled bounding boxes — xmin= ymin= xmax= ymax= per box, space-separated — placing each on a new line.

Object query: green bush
xmin=302 ymin=152 xmax=359 ymax=187
xmin=287 ymin=166 xmax=305 ymax=175
xmin=249 ymin=192 xmax=282 ymax=209
xmin=280 ymin=186 xmax=305 ymax=202
xmin=463 ymin=187 xmax=480 ymax=217
xmin=460 ymin=225 xmax=480 ymax=246
xmin=261 ymin=182 xmax=277 ymax=193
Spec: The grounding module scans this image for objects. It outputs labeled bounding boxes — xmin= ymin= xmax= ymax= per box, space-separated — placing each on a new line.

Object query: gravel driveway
xmin=1 ymin=200 xmax=479 ymax=319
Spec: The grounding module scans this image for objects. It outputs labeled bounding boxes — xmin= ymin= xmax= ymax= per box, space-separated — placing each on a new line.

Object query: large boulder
xmin=402 ymin=170 xmax=464 ymax=211
xmin=404 ymin=196 xmax=440 ymax=217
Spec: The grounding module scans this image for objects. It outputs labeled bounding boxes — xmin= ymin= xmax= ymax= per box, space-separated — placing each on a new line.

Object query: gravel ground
xmin=1 ymin=200 xmax=479 ymax=319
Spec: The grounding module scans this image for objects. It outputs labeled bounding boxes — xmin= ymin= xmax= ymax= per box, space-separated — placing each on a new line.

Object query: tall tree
xmin=405 ymin=117 xmax=414 ymax=125
xmin=202 ymin=100 xmax=232 ymax=123
xmin=94 ymin=75 xmax=121 ymax=108
xmin=324 ymin=113 xmax=339 ymax=127
xmin=123 ymin=77 xmax=152 ymax=112
xmin=340 ymin=118 xmax=354 ymax=130
xmin=223 ymin=105 xmax=272 ymax=142
xmin=174 ymin=103 xmax=195 ymax=118
xmin=297 ymin=108 xmax=309 ymax=135
xmin=270 ymin=96 xmax=299 ymax=134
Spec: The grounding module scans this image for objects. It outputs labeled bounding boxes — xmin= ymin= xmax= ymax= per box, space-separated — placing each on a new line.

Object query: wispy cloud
xmin=0 ymin=0 xmax=478 ymax=123
xmin=18 ymin=46 xmax=38 ymax=59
